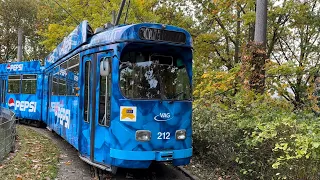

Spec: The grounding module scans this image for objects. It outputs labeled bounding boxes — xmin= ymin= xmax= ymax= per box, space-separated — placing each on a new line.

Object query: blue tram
xmin=1 ymin=20 xmax=193 ymax=172
xmin=0 ymin=61 xmax=44 ymax=126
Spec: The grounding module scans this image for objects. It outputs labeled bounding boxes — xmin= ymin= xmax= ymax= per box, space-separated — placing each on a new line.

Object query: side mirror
xmin=100 ymin=57 xmax=111 ymax=76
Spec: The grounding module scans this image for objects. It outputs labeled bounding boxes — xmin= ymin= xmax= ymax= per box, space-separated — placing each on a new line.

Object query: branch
xmin=214 ymin=17 xmax=237 ymax=45
xmin=239 ymin=4 xmax=247 ymax=14
xmin=285 ymin=39 xmax=300 ymax=65
xmin=203 ymin=2 xmax=237 ymax=45
xmin=267 ymin=12 xmax=291 ymax=57
xmin=281 ymin=92 xmax=294 ymax=104
xmin=278 ymin=39 xmax=292 ymax=62
xmin=271 ymin=51 xmax=298 ymax=98
xmin=203 ymin=40 xmax=228 ymax=64
xmin=309 ymin=32 xmax=320 ymax=49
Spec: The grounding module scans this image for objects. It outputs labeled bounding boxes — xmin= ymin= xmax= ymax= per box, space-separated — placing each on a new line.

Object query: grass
xmin=0 ymin=125 xmax=60 ymax=180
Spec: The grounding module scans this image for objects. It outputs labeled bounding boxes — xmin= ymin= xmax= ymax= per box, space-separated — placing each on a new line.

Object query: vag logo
xmin=154 ymin=113 xmax=173 ymax=121
xmin=160 ymin=113 xmax=170 ymax=118
xmin=7 ymin=64 xmax=23 ymax=71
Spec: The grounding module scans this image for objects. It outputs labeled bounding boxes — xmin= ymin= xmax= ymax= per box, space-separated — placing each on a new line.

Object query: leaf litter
xmin=0 ymin=125 xmax=60 ymax=180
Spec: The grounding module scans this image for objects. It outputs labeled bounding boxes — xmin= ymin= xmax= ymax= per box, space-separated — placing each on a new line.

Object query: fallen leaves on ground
xmin=16 ymin=175 xmax=23 ymax=180
xmin=0 ymin=125 xmax=60 ymax=179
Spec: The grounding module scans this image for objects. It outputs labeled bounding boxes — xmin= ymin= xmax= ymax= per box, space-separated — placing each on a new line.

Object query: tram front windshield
xmin=120 ymin=51 xmax=192 ymax=100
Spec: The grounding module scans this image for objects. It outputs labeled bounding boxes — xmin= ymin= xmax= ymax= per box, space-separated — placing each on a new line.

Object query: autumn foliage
xmin=239 ymin=42 xmax=266 ymax=94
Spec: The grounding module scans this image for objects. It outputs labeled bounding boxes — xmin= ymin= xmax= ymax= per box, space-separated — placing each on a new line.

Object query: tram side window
xmin=1 ymin=79 xmax=6 ymax=103
xmin=67 ymin=55 xmax=79 ymax=95
xmin=21 ymin=75 xmax=37 ymax=94
xmin=52 ymin=77 xmax=59 ymax=95
xmin=52 ymin=67 xmax=60 ymax=95
xmin=99 ymin=58 xmax=112 ymax=126
xmin=59 ymin=62 xmax=68 ymax=95
xmin=8 ymin=75 xmax=20 ymax=93
xmin=48 ymin=73 xmax=52 ymax=103
xmin=84 ymin=61 xmax=91 ymax=122
xmin=59 ymin=78 xmax=67 ymax=95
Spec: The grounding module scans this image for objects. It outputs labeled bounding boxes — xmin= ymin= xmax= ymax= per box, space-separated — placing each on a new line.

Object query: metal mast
xmin=254 ymin=0 xmax=268 ymax=47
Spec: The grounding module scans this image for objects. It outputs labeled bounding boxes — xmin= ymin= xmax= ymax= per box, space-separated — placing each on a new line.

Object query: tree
xmin=0 ymin=0 xmax=47 ymax=62
xmin=190 ymin=0 xmax=256 ymax=89
xmin=191 ymin=0 xmax=320 ymax=109
xmin=266 ymin=0 xmax=320 ymax=109
xmin=37 ymin=0 xmax=195 ymax=51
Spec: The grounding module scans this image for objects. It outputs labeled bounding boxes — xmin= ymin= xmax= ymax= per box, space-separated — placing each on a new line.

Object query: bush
xmin=193 ymin=91 xmax=320 ymax=179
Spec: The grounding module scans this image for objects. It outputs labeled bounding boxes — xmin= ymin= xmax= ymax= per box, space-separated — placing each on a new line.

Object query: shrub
xmin=193 ymin=91 xmax=320 ymax=179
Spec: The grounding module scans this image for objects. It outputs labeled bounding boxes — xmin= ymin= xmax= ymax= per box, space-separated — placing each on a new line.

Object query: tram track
xmin=176 ymin=166 xmax=200 ymax=180
xmin=21 ymin=124 xmax=199 ymax=180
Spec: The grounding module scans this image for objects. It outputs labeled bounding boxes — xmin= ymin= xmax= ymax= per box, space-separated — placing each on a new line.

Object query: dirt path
xmin=25 ymin=126 xmax=93 ymax=180
xmin=26 ymin=125 xmax=192 ymax=180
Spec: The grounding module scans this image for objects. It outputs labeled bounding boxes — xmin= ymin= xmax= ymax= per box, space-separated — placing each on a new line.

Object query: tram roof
xmin=44 ymin=20 xmax=192 ymax=68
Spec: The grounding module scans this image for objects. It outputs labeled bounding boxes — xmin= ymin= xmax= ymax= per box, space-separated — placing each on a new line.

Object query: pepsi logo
xmin=7 ymin=98 xmax=37 ymax=112
xmin=8 ymin=98 xmax=14 ymax=107
xmin=7 ymin=64 xmax=23 ymax=71
xmin=50 ymin=101 xmax=71 ymax=129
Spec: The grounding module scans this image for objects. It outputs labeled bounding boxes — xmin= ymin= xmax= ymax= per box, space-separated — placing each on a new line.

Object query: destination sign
xmin=139 ymin=27 xmax=186 ymax=44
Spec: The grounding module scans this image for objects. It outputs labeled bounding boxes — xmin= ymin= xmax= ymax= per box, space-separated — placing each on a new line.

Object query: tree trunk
xmin=234 ymin=4 xmax=241 ymax=64
xmin=240 ymin=0 xmax=267 ymax=94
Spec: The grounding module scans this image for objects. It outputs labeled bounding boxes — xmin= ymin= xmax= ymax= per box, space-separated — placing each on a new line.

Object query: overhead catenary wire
xmin=52 ymin=0 xmax=80 ymax=25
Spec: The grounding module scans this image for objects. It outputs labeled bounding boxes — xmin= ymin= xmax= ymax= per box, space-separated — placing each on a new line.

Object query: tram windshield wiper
xmin=168 ymin=91 xmax=185 ymax=103
xmin=119 ymin=61 xmax=133 ymax=70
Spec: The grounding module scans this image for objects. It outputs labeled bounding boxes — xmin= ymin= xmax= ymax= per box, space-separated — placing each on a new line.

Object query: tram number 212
xmin=157 ymin=132 xmax=170 ymax=139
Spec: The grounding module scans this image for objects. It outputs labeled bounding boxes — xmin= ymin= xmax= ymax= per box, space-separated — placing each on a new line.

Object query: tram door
xmin=93 ymin=52 xmax=112 ymax=164
xmin=0 ymin=77 xmax=7 ymax=108
xmin=79 ymin=52 xmax=112 ymax=165
xmin=79 ymin=55 xmax=94 ymax=158
xmin=45 ymin=73 xmax=52 ymax=125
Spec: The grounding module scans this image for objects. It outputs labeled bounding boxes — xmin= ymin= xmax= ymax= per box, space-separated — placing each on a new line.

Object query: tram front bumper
xmin=110 ymin=148 xmax=192 ymax=161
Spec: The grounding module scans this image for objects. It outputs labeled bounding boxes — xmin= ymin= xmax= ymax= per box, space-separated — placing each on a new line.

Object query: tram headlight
xmin=136 ymin=130 xmax=151 ymax=142
xmin=175 ymin=130 xmax=186 ymax=140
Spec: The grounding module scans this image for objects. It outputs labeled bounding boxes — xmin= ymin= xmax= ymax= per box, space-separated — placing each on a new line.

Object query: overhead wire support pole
xmin=17 ymin=27 xmax=23 ymax=62
xmin=124 ymin=0 xmax=131 ymax=24
xmin=115 ymin=0 xmax=127 ymax=26
xmin=254 ymin=0 xmax=268 ymax=48
xmin=112 ymin=11 xmax=116 ymax=25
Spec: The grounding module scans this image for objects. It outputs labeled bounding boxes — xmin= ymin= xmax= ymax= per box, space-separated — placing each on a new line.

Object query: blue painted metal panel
xmin=110 ymin=148 xmax=192 ymax=161
xmin=42 ymin=74 xmax=49 ymax=124
xmin=86 ymin=48 xmax=193 ymax=168
xmin=101 ymin=47 xmax=192 ymax=168
xmin=4 ymin=71 xmax=43 ymax=121
xmin=47 ymin=95 xmax=79 ymax=149
xmin=6 ymin=93 xmax=42 ymax=121
xmin=0 ymin=61 xmax=42 ymax=75
xmin=89 ymin=23 xmax=192 ymax=48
